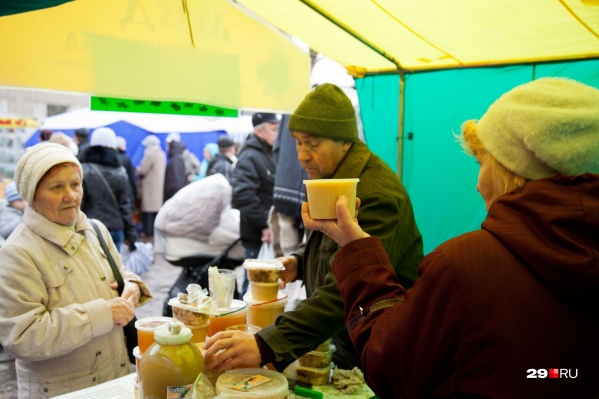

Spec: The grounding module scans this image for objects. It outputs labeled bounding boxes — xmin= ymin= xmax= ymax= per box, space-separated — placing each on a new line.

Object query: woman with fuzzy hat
xmin=302 ymin=78 xmax=599 ymax=398
xmin=0 ymin=142 xmax=152 ymax=398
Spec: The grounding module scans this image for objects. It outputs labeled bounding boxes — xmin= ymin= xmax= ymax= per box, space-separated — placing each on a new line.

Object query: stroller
xmin=162 ymin=238 xmax=244 ymax=317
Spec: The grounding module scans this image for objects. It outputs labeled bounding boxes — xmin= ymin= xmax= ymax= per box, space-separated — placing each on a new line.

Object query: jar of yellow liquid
xmin=138 ymin=322 xmax=205 ymax=399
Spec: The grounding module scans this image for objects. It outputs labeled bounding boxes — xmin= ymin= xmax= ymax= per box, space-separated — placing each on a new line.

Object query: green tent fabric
xmin=357 ymin=59 xmax=599 ymax=254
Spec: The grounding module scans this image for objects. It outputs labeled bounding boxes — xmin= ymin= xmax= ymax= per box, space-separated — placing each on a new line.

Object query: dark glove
xmin=128 ymin=241 xmax=137 ymax=252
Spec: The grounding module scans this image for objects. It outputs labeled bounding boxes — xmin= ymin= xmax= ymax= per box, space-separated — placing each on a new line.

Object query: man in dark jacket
xmin=115 ymin=136 xmax=137 ymax=211
xmin=80 ymin=127 xmax=137 ymax=250
xmin=206 ymin=135 xmax=237 ymax=183
xmin=231 ymin=112 xmax=279 ymax=293
xmin=74 ymin=127 xmax=90 ymax=161
xmin=203 ymin=84 xmax=423 ymax=372
xmin=164 ymin=139 xmax=189 ymax=202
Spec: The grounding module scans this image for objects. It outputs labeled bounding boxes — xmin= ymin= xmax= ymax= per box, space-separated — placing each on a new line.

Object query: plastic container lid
xmin=303 ymin=178 xmax=360 ymax=185
xmin=210 ymin=299 xmax=248 ymax=317
xmin=243 ymin=292 xmax=288 ymax=308
xmin=153 ymin=321 xmax=192 ymax=344
xmin=216 ymin=368 xmax=288 ymax=399
xmin=243 ymin=259 xmax=285 ymax=270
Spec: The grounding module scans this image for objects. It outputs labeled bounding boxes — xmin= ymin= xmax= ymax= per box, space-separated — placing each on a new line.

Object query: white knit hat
xmin=90 ymin=127 xmax=117 ymax=148
xmin=14 ymin=142 xmax=83 ymax=204
xmin=477 ymin=77 xmax=599 ymax=180
xmin=142 ymin=134 xmax=160 ymax=147
xmin=166 ymin=132 xmax=181 ymax=143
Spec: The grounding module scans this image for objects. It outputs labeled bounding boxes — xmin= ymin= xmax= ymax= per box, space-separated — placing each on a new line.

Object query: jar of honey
xmin=138 ymin=322 xmax=205 ymax=399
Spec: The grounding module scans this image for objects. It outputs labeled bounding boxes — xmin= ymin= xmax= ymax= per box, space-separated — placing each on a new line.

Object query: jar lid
xmin=153 ymin=321 xmax=192 ymax=344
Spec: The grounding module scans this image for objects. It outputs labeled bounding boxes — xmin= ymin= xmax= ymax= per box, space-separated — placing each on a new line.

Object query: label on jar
xmin=167 ymin=384 xmax=193 ymax=398
xmin=230 ymin=375 xmax=271 ymax=391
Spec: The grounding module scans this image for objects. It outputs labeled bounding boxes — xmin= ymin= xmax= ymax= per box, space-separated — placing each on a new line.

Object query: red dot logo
xmin=549 ymin=369 xmax=559 ymax=379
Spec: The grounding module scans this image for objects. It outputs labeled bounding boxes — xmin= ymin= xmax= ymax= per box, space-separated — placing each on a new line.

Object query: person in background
xmin=206 ymin=135 xmax=237 ymax=183
xmin=39 ymin=129 xmax=53 ymax=142
xmin=80 ymin=127 xmax=137 ymax=251
xmin=74 ymin=127 xmax=90 ymax=161
xmin=204 ymin=84 xmax=422 ymax=372
xmin=0 ymin=142 xmax=152 ymax=398
xmin=166 ymin=132 xmax=201 ymax=181
xmin=302 ymin=78 xmax=599 ymax=398
xmin=115 ymin=136 xmax=137 ymax=211
xmin=269 ymin=114 xmax=307 ymax=257
xmin=0 ymin=182 xmax=26 ymax=244
xmin=231 ymin=112 xmax=279 ymax=294
xmin=48 ymin=131 xmax=79 ymax=155
xmin=136 ymin=135 xmax=166 ymax=237
xmin=164 ymin=139 xmax=188 ymax=202
xmin=197 ymin=142 xmax=219 ymax=180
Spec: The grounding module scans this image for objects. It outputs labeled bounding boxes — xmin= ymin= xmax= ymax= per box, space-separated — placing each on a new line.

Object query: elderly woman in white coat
xmin=0 ymin=142 xmax=152 ymax=398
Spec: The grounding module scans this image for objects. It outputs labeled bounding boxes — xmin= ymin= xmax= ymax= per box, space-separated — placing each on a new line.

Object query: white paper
xmin=53 ymin=373 xmax=135 ymax=399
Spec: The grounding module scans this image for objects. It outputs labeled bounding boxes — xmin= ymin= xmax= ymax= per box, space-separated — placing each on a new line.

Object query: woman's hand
xmin=110 ymin=281 xmax=141 ymax=306
xmin=107 ymin=297 xmax=136 ymax=326
xmin=121 ymin=281 xmax=141 ymax=306
xmin=202 ymin=331 xmax=261 ymax=373
xmin=302 ymin=195 xmax=369 ymax=247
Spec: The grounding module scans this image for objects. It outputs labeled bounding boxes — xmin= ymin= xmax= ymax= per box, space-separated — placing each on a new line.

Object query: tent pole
xmin=397 ymin=72 xmax=405 ymax=179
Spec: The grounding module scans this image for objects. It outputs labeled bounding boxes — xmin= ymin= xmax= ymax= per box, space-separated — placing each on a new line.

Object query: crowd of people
xmin=0 ymin=77 xmax=598 ymax=398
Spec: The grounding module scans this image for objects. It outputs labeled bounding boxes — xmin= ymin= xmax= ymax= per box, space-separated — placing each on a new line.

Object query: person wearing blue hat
xmin=0 ymin=181 xmax=26 ymax=243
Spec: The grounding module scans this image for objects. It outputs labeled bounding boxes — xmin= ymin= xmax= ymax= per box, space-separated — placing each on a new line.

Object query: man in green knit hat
xmin=203 ymin=83 xmax=423 ymax=372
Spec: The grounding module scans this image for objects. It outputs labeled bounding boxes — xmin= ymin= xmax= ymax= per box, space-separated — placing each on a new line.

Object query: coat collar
xmin=22 ymin=207 xmax=94 ymax=255
xmin=332 ymin=140 xmax=371 ymax=179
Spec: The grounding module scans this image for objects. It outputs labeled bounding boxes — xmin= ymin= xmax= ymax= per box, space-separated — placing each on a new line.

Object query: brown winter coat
xmin=137 ymin=145 xmax=166 ymax=212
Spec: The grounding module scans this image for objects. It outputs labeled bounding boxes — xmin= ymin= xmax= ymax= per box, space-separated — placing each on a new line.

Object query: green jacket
xmin=256 ymin=140 xmax=423 ymax=369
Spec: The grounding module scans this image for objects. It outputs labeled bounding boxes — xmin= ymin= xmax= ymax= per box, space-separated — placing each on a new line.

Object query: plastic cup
xmin=135 ymin=316 xmax=176 ymax=354
xmin=250 ymin=282 xmax=280 ymax=301
xmin=187 ymin=320 xmax=210 ymax=344
xmin=133 ymin=346 xmax=142 ymax=374
xmin=243 ymin=292 xmax=288 ymax=329
xmin=244 ymin=259 xmax=284 ymax=283
xmin=209 ymin=269 xmax=236 ymax=311
xmin=208 ymin=299 xmax=248 ymax=336
xmin=303 ymin=178 xmax=359 ymax=219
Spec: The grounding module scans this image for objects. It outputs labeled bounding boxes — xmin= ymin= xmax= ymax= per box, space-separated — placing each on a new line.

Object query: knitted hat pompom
xmin=477 ymin=77 xmax=599 ymax=180
xmin=14 ymin=142 xmax=83 ymax=204
xmin=289 ymin=83 xmax=358 ymax=142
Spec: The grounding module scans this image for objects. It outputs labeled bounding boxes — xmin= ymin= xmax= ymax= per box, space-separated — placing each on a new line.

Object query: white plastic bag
xmin=120 ymin=241 xmax=154 ymax=274
xmin=257 ymin=242 xmax=275 ymax=260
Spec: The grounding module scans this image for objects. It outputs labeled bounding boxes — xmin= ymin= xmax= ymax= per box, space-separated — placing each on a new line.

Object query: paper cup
xmin=304 ymin=178 xmax=359 ymax=219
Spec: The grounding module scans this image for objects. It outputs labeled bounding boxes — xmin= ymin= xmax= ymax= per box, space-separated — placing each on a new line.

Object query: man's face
xmin=292 ymin=131 xmax=351 ymax=179
xmin=255 ymin=122 xmax=279 ymax=147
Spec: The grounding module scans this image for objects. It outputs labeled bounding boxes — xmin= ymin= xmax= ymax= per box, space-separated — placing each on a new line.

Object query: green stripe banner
xmin=91 ymin=96 xmax=238 ymax=117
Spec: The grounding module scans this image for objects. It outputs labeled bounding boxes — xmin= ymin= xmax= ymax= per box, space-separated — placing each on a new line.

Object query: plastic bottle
xmin=138 ymin=321 xmax=205 ymax=399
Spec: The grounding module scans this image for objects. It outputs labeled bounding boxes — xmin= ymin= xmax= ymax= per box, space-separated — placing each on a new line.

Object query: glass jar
xmin=138 ymin=322 xmax=205 ymax=399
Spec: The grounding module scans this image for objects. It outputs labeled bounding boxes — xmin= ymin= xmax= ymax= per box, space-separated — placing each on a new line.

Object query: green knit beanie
xmin=289 ymin=83 xmax=358 ymax=142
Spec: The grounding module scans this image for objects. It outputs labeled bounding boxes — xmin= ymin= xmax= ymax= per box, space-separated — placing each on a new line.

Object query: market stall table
xmin=53 ymin=372 xmax=377 ymax=398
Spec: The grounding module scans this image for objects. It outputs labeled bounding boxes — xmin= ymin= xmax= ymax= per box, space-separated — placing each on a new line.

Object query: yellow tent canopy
xmin=234 ymin=0 xmax=599 ymax=76
xmin=0 ymin=0 xmax=311 ymax=112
